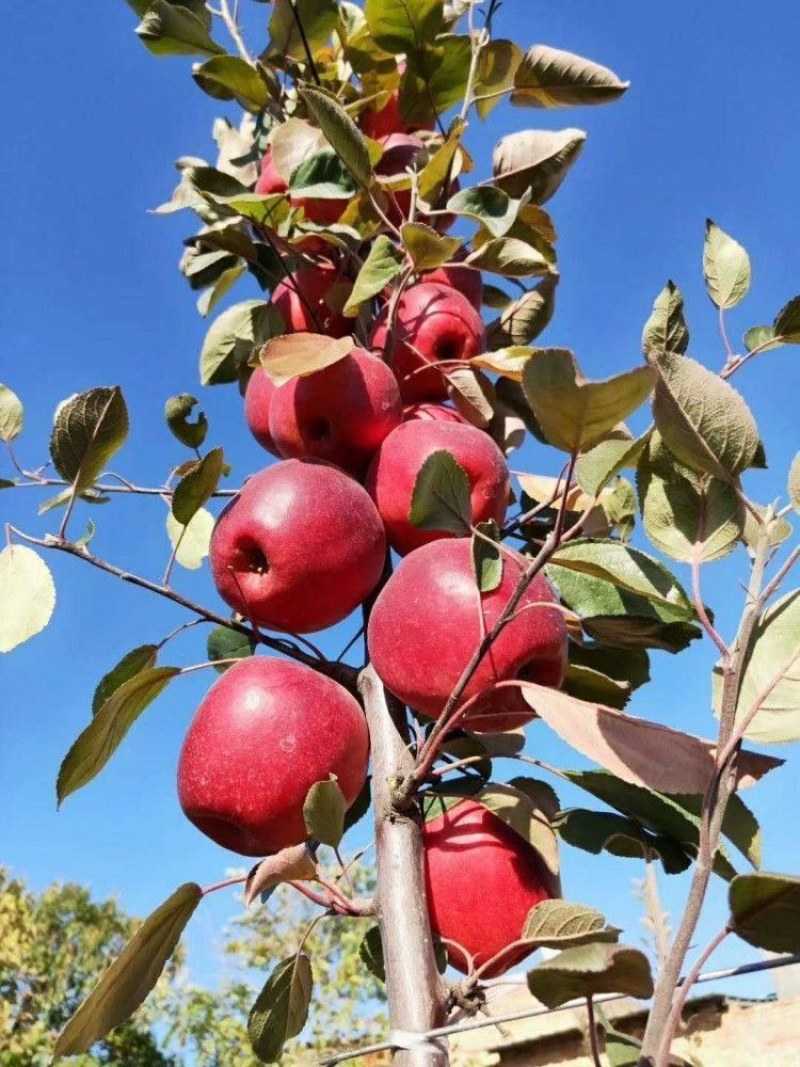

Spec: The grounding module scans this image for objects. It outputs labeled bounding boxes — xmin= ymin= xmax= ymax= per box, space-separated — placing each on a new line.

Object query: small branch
xmin=586 ymin=996 xmax=602 ymax=1067
xmin=691 ymin=547 xmax=729 ymax=659
xmin=201 ymin=875 xmax=246 ymax=898
xmin=665 ymin=925 xmax=731 ymax=1042
xmin=8 ymin=527 xmax=357 ymax=689
xmin=5 ymin=474 xmax=237 ymax=498
xmin=288 ymin=0 xmax=321 ymax=86
xmin=214 ymin=0 xmax=254 ymax=64
xmin=716 ymin=643 xmax=800 ymax=765
xmin=759 ymin=544 xmax=800 ymax=605
xmin=718 ymin=306 xmax=735 ymax=363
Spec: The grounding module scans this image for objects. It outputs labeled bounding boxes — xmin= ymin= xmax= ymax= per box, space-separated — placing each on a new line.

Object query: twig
xmin=690 ymin=546 xmax=729 ymax=659
xmin=288 ymin=0 xmax=321 ymax=86
xmin=586 ymin=996 xmax=602 ymax=1067
xmin=213 ymin=0 xmax=254 ymax=64
xmin=7 ymin=526 xmax=357 ymax=688
xmin=664 ymin=925 xmax=730 ymax=1042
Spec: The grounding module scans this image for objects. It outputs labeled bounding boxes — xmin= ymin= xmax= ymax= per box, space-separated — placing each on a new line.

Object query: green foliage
xmin=0 ymin=869 xmax=178 ymax=1066
xmin=526 ymin=942 xmax=653 ymax=1008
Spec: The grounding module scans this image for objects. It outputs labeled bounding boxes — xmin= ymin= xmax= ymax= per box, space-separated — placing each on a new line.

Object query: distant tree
xmin=0 ymin=868 xmax=176 ymax=1066
xmin=0 ymin=863 xmax=384 ymax=1065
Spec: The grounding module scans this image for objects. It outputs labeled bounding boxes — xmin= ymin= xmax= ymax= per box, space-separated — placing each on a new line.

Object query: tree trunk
xmin=359 ymin=665 xmax=449 ymax=1067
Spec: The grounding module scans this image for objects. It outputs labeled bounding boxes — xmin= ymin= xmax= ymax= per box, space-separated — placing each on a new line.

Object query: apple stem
xmin=359 ymin=665 xmax=448 ymax=1066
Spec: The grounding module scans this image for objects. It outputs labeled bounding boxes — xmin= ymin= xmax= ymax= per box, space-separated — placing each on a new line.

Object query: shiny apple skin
xmin=367 ymin=538 xmax=567 ymax=731
xmin=403 ymin=402 xmax=470 ymax=425
xmin=371 ymin=283 xmax=486 ymax=403
xmin=244 ymin=368 xmax=279 ymax=455
xmin=178 ymin=657 xmax=369 ymax=856
xmin=424 ymin=263 xmax=483 ymax=311
xmin=365 ymin=420 xmax=510 ymax=556
xmin=269 ymin=347 xmax=402 ymax=477
xmin=423 ymin=799 xmax=557 ymax=976
xmin=210 ymin=459 xmax=386 ymax=634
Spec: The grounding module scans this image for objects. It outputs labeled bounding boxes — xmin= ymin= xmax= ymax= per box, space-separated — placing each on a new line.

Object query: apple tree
xmin=1 ymin=2 xmax=799 ymax=1066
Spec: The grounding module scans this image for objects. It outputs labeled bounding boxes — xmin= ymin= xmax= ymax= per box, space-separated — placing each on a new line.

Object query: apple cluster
xmin=177 ymin=80 xmax=569 ymax=977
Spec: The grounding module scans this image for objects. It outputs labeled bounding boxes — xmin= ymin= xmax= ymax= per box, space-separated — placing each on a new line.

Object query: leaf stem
xmin=586 ymin=995 xmax=602 ymax=1067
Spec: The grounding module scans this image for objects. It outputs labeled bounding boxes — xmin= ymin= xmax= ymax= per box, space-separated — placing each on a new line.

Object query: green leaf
xmin=487 ymin=276 xmax=558 ymax=347
xmin=476 ymin=39 xmax=522 ymax=118
xmin=166 ymin=507 xmax=214 ymax=570
xmin=245 ymin=844 xmax=318 ymax=905
xmin=57 ymin=667 xmax=180 ymax=804
xmin=568 ymin=643 xmax=650 ymax=692
xmin=527 ymin=943 xmax=652 ymax=1008
xmin=642 ymin=281 xmax=690 ymax=357
xmin=401 ymin=223 xmax=462 ymax=272
xmin=729 ymin=590 xmax=800 ymax=744
xmin=417 ymin=123 xmax=464 ymax=205
xmin=207 ymin=624 xmax=255 ymax=673
xmin=409 ymin=450 xmax=472 ymax=536
xmin=50 ymin=387 xmax=129 ymax=496
xmin=637 ymin=432 xmax=744 ymax=563
xmin=92 ymin=645 xmax=158 ymax=716
xmin=549 ymin=539 xmax=694 ymax=614
xmin=550 ymin=561 xmax=701 ymax=652
xmin=268 ymin=0 xmax=337 ymax=62
xmin=289 ymin=150 xmax=356 ymax=199
xmin=512 ymin=46 xmax=629 ymax=108
xmin=303 ymin=778 xmax=347 ymax=848
xmin=557 ymin=809 xmax=692 ymax=874
xmin=299 ymin=86 xmax=372 ymax=189
xmin=466 ymin=237 xmax=551 ymax=278
xmin=364 ymin=0 xmax=444 ymax=54
xmin=359 ymin=926 xmax=386 ymax=982
xmin=773 ymin=294 xmax=800 ymax=343
xmin=650 ymin=351 xmax=761 ymax=478
xmin=600 ymin=1017 xmax=644 ymax=1067
xmin=343 ymin=236 xmax=404 ymax=316
xmin=401 ymin=35 xmax=473 ymax=124
xmin=476 ymin=781 xmax=560 ymax=876
xmin=343 ymin=775 xmax=372 ymax=833
xmin=492 ymin=128 xmax=586 ymax=204
xmin=729 ymin=873 xmax=800 ymax=953
xmin=165 ymin=394 xmax=208 ymax=450
xmin=192 ymin=55 xmax=269 ymax=111
xmin=446 ymin=186 xmax=520 ymax=238
xmin=566 ymin=770 xmax=762 ymax=874
xmin=472 ymin=520 xmax=502 ymax=593
xmin=703 ymin=219 xmax=751 ymax=310
xmin=200 ymin=300 xmax=281 ymax=386
xmin=472 ymin=346 xmax=535 ymax=382
xmin=248 ymin=954 xmax=313 ymax=1062
xmin=0 ymin=545 xmax=56 ymax=654
xmin=575 ymin=428 xmax=646 ymax=497
xmin=522 ymin=349 xmax=654 ymax=453
xmin=0 ymin=383 xmax=23 ymax=442
xmin=562 ymin=664 xmax=633 ymax=711
xmin=53 ymin=883 xmax=202 ymax=1061
xmin=171 ymin=447 xmax=224 ymax=525
xmin=522 ymin=900 xmax=620 ymax=947
xmin=136 ymin=0 xmax=224 ymax=57
xmin=743 ymin=324 xmax=782 ymax=353
xmin=789 ymin=453 xmax=800 ymax=513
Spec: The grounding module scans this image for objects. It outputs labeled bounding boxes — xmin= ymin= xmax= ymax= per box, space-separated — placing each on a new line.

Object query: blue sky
xmin=1 ymin=0 xmax=798 ymax=1016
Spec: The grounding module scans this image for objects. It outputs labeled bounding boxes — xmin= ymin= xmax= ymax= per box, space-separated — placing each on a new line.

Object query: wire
xmin=317 ymin=953 xmax=800 ymax=1066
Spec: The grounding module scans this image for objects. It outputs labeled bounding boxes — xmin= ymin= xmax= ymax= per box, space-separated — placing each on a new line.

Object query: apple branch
xmin=638 ymin=529 xmax=771 ymax=1065
xmin=359 ymin=665 xmax=447 ymax=1067
xmin=8 ymin=526 xmax=358 ymax=689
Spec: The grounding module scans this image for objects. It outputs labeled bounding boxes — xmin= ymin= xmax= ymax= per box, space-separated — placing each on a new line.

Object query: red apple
xmin=269 ymin=346 xmax=403 ymax=477
xmin=178 ymin=657 xmax=369 ymax=856
xmin=371 ymin=282 xmax=486 ymax=403
xmin=362 ymin=88 xmax=406 ymax=140
xmin=403 ymin=402 xmax=470 ymax=425
xmin=271 ymin=263 xmax=351 ymax=339
xmin=365 ymin=420 xmax=510 ymax=556
xmin=256 ymin=148 xmax=345 ymax=228
xmin=367 ymin=537 xmax=567 ymax=731
xmin=424 ymin=262 xmax=483 ymax=311
xmin=210 ymin=459 xmax=386 ymax=634
xmin=244 ymin=368 xmax=279 ymax=455
xmin=423 ymin=799 xmax=558 ymax=976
